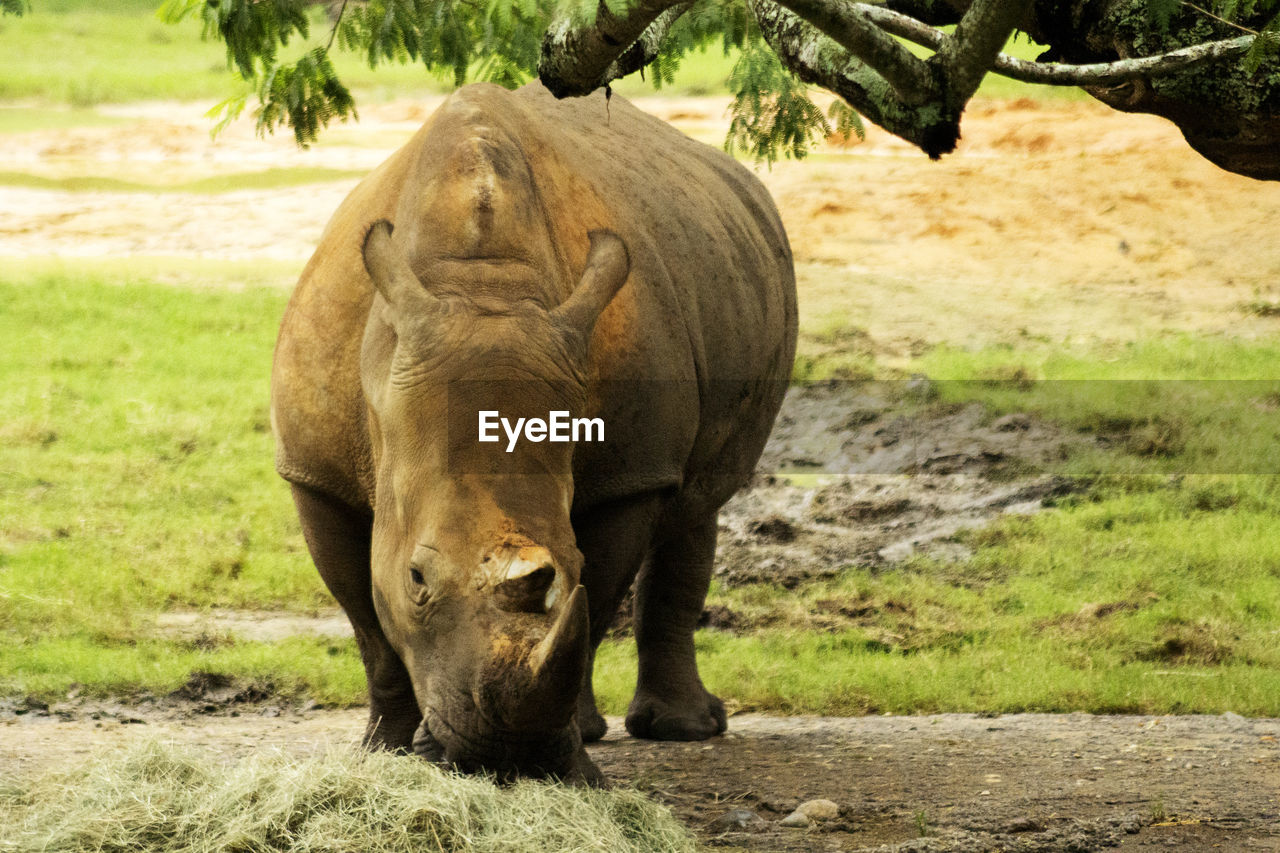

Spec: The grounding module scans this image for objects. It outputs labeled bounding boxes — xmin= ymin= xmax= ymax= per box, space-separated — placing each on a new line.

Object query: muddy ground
xmin=3 ymin=703 xmax=1277 ymax=851
xmin=3 ymin=96 xmax=1280 ymax=850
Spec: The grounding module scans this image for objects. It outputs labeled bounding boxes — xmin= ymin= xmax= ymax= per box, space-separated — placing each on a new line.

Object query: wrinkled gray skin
xmin=271 ymin=82 xmax=797 ymax=782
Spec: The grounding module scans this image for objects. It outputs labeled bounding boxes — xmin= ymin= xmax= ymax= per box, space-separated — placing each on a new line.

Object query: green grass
xmin=0 ymin=0 xmax=449 ymax=106
xmin=0 ymin=741 xmax=695 ymax=853
xmin=0 ymin=268 xmax=327 ymax=700
xmin=593 ymin=473 xmax=1280 ymax=717
xmin=916 ymin=337 xmax=1280 ymax=476
xmin=0 ymin=166 xmax=366 ymax=193
xmin=0 ymin=255 xmax=301 ymax=289
xmin=2 ymin=268 xmax=1278 ymax=715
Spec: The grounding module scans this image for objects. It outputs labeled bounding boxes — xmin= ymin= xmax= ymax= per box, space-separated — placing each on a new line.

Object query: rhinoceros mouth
xmin=414 ymin=705 xmax=585 ymax=781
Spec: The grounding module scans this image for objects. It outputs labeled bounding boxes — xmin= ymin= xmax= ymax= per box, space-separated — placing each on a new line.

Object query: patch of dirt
xmin=713 ymin=382 xmax=1089 ymax=591
xmin=4 ymin=96 xmax=1279 ymax=359
xmin=2 ymin=706 xmax=1276 ymax=851
xmin=155 ymin=608 xmax=351 ymax=644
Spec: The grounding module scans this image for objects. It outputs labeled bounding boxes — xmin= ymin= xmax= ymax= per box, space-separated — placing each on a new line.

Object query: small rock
xmin=1004 ymin=817 xmax=1046 ymax=833
xmin=992 ymin=413 xmax=1031 ymax=432
xmin=905 ymin=373 xmax=936 ymax=401
xmin=709 ymin=809 xmax=766 ymax=832
xmin=780 ymin=810 xmax=810 ymax=827
xmin=747 ymin=516 xmax=797 ymax=542
xmin=796 ymin=798 xmax=841 ymax=820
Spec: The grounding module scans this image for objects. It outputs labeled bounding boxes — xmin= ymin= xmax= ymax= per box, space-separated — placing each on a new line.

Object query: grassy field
xmin=2 ymin=268 xmax=1277 ymax=715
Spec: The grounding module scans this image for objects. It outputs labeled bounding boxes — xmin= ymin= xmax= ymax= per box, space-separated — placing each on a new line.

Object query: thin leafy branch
xmin=857 ymin=3 xmax=1256 ymax=85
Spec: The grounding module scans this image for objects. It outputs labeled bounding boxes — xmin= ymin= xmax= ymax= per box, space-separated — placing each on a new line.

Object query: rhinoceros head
xmin=356 ymin=219 xmax=629 ymax=782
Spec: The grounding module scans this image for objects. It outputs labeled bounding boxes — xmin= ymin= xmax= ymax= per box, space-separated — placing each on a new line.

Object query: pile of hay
xmin=0 ymin=741 xmax=695 ymax=853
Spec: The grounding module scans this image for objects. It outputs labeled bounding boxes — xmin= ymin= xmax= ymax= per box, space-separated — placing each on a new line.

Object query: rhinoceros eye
xmin=407 ymin=544 xmax=439 ymax=594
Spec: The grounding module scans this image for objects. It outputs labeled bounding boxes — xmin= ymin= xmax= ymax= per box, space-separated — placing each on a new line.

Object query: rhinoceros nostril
xmin=494 ymin=563 xmax=556 ymax=613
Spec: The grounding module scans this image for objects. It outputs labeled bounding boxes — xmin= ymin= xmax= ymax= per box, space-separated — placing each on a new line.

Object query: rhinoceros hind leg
xmin=290 ymin=484 xmax=421 ymax=752
xmin=572 ymin=493 xmax=664 ymax=743
xmin=626 ymin=516 xmax=727 ymax=741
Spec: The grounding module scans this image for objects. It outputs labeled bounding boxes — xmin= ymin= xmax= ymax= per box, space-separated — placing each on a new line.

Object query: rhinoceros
xmin=271 ymin=82 xmax=797 ymax=782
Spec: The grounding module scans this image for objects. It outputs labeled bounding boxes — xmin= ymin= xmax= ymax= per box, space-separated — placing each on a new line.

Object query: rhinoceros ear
xmin=362 ymin=219 xmax=436 ymax=310
xmin=550 ymin=230 xmax=630 ymax=340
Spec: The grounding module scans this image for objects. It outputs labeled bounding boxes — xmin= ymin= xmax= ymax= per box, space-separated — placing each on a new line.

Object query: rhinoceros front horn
xmin=485 ymin=585 xmax=590 ymax=731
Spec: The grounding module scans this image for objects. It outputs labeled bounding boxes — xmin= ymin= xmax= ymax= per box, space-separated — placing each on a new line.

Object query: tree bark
xmin=933 ymin=0 xmax=1036 ymax=106
xmin=859 ymin=5 xmax=1254 ymax=87
xmin=1024 ymin=0 xmax=1280 ymax=180
xmin=751 ymin=0 xmax=963 ymax=156
xmin=535 ymin=0 xmax=1279 ymax=180
xmin=777 ymin=0 xmax=939 ymax=102
xmin=539 ymin=0 xmax=687 ymax=97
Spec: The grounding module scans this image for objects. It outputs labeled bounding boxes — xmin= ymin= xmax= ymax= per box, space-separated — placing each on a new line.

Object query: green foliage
xmin=158 ymin=0 xmax=311 ymax=79
xmin=257 ymin=47 xmax=356 ymax=145
xmin=0 ymin=0 xmax=28 ymax=16
xmin=726 ymin=42 xmax=836 ymax=163
xmin=1244 ymin=14 xmax=1280 ymax=72
xmin=827 ymin=97 xmax=865 ymax=142
xmin=1145 ymin=0 xmax=1183 ymax=32
xmin=1143 ymin=0 xmax=1280 ymax=71
xmin=166 ymin=0 xmax=761 ymax=145
xmin=642 ymin=0 xmax=753 ymax=91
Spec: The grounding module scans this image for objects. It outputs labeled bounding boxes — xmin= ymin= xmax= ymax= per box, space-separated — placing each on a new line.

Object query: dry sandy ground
xmin=3 ymin=94 xmax=1279 ymax=358
xmin=3 ymin=95 xmax=1280 ymax=850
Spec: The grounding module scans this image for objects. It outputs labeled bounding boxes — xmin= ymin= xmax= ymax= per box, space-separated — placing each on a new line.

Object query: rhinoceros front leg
xmin=290 ymin=484 xmax=421 ymax=751
xmin=626 ymin=515 xmax=727 ymax=741
xmin=572 ymin=493 xmax=664 ymax=743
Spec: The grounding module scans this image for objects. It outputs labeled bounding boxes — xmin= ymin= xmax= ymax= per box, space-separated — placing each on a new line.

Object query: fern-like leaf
xmin=1244 ymin=12 xmax=1280 ymax=72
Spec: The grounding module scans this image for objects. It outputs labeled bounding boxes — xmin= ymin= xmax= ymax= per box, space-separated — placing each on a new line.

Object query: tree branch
xmin=539 ymin=0 xmax=685 ymax=97
xmin=609 ymin=0 xmax=696 ymax=79
xmin=749 ymin=0 xmax=961 ymax=156
xmin=933 ymin=0 xmax=1035 ymax=105
xmin=774 ymin=0 xmax=938 ymax=102
xmin=855 ymin=4 xmax=1256 ymax=86
xmin=879 ymin=0 xmax=966 ymax=25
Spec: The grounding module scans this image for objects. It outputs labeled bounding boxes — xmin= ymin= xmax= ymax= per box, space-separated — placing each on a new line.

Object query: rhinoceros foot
xmin=625 ymin=686 xmax=727 ymax=741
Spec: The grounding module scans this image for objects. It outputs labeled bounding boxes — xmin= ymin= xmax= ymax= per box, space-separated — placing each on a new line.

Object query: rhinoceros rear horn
xmin=550 ymin=230 xmax=630 ymax=340
xmin=362 ymin=219 xmax=437 ymax=310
